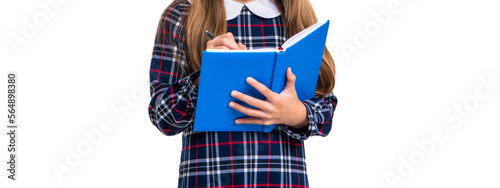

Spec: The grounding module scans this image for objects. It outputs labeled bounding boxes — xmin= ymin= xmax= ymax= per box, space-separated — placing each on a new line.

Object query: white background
xmin=1 ymin=0 xmax=499 ymax=187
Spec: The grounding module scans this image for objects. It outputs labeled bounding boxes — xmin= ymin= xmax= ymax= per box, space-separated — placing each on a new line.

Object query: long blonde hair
xmin=169 ymin=0 xmax=335 ymax=97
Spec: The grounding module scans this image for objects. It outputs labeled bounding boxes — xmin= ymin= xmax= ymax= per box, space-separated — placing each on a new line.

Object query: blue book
xmin=194 ymin=20 xmax=330 ymax=132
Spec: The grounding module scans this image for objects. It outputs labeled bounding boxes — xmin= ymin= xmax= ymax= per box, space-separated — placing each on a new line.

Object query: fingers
xmin=212 ymin=46 xmax=230 ymax=50
xmin=230 ymin=90 xmax=270 ymax=111
xmin=238 ymin=43 xmax=247 ymax=50
xmin=229 ymin=101 xmax=267 ymax=119
xmin=283 ymin=67 xmax=296 ymax=91
xmin=245 ymin=77 xmax=277 ymax=102
xmin=206 ymin=32 xmax=241 ymax=50
xmin=235 ymin=117 xmax=274 ymax=126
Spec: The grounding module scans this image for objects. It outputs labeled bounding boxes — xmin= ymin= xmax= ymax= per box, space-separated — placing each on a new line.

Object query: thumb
xmin=283 ymin=67 xmax=296 ymax=92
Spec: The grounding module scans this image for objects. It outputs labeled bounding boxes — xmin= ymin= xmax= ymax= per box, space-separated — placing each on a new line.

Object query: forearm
xmin=302 ymin=92 xmax=337 ymax=136
xmin=148 ymin=71 xmax=200 ymax=136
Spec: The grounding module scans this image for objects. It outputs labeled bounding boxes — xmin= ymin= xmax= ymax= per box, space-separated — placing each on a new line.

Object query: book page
xmin=281 ymin=20 xmax=327 ymax=50
xmin=205 ymin=48 xmax=277 ymax=52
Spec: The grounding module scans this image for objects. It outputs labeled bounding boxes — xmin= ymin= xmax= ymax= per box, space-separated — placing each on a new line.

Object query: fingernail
xmin=229 ymin=102 xmax=235 ymax=108
xmin=235 ymin=120 xmax=240 ymax=124
xmin=231 ymin=91 xmax=237 ymax=97
xmin=247 ymin=77 xmax=253 ymax=83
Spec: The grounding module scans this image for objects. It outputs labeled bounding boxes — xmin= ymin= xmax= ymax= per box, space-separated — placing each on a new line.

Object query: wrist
xmin=288 ymin=102 xmax=308 ymax=129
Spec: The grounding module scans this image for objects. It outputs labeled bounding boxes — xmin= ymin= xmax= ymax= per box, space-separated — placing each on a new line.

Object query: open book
xmin=194 ymin=20 xmax=330 ymax=132
xmin=206 ymin=20 xmax=329 ymax=53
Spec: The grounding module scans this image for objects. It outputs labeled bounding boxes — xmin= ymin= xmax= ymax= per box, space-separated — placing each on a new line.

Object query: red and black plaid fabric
xmin=148 ymin=1 xmax=338 ymax=187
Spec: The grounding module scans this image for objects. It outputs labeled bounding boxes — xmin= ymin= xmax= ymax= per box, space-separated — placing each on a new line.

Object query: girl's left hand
xmin=229 ymin=67 xmax=308 ymax=129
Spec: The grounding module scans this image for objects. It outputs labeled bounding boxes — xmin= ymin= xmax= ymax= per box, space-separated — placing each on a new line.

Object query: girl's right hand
xmin=197 ymin=32 xmax=246 ymax=87
xmin=206 ymin=32 xmax=247 ymax=50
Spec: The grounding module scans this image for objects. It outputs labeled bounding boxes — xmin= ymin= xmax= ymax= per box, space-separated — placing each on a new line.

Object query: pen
xmin=204 ymin=30 xmax=217 ymax=39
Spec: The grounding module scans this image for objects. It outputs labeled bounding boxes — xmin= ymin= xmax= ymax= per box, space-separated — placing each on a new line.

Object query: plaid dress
xmin=148 ymin=1 xmax=338 ymax=187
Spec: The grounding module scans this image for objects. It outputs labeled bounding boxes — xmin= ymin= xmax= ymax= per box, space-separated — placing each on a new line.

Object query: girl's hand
xmin=197 ymin=32 xmax=246 ymax=88
xmin=229 ymin=67 xmax=308 ymax=129
xmin=206 ymin=32 xmax=247 ymax=50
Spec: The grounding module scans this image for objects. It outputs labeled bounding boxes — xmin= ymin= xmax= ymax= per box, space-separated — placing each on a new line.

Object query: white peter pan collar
xmin=187 ymin=0 xmax=281 ymax=20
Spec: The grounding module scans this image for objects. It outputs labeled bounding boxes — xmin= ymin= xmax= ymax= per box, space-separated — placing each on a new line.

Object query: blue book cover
xmin=194 ymin=20 xmax=330 ymax=132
